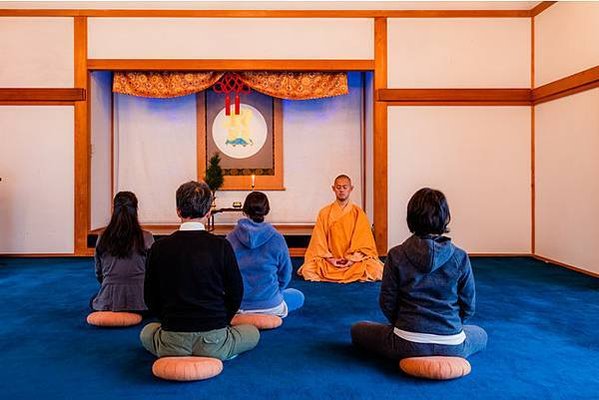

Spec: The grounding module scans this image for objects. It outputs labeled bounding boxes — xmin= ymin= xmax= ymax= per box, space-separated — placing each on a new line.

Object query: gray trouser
xmin=140 ymin=322 xmax=260 ymax=361
xmin=351 ymin=321 xmax=487 ymax=360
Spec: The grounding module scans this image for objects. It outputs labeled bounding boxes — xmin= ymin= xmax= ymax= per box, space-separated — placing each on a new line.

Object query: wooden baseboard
xmin=532 ymin=255 xmax=599 ymax=279
xmin=469 ymin=253 xmax=532 ymax=257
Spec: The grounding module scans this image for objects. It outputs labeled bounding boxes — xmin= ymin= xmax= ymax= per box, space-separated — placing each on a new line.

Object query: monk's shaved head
xmin=334 ymin=174 xmax=352 ymax=185
xmin=332 ymin=174 xmax=354 ymax=203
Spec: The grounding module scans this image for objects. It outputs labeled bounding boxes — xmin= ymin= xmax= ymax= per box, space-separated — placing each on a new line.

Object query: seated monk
xmin=298 ymin=174 xmax=383 ymax=283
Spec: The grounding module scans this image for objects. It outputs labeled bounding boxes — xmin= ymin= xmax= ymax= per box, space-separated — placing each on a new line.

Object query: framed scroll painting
xmin=197 ymin=90 xmax=284 ymax=190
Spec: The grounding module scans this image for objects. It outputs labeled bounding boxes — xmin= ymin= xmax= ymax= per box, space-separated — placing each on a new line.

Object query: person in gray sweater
xmin=91 ymin=191 xmax=154 ymax=313
xmin=351 ymin=188 xmax=487 ymax=360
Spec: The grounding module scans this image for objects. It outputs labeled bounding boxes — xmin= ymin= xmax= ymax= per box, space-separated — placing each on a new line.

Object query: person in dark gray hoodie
xmin=351 ymin=188 xmax=487 ymax=360
xmin=227 ymin=192 xmax=304 ymax=317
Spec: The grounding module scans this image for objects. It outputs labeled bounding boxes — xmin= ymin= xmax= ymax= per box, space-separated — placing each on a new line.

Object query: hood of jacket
xmin=230 ymin=218 xmax=277 ymax=249
xmin=403 ymin=234 xmax=455 ymax=273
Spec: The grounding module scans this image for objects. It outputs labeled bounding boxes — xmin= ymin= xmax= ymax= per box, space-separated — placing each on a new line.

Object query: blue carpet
xmin=0 ymin=257 xmax=597 ymax=399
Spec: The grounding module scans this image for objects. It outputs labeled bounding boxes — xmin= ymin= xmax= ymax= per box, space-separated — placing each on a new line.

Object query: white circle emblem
xmin=212 ymin=104 xmax=268 ymax=159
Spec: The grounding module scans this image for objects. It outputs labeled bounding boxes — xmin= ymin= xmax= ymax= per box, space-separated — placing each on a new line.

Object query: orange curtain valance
xmin=113 ymin=71 xmax=348 ymax=100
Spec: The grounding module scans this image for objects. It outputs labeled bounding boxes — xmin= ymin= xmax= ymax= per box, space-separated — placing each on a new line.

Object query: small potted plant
xmin=204 ymin=152 xmax=224 ymax=209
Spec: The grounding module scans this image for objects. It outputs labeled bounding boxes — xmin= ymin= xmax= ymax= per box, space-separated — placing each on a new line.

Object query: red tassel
xmin=235 ymin=93 xmax=240 ymax=115
xmin=225 ymin=95 xmax=231 ymax=116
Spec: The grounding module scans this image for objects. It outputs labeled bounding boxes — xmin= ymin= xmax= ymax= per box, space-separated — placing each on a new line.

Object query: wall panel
xmin=0 ymin=106 xmax=74 ymax=253
xmin=88 ymin=18 xmax=373 ymax=60
xmin=535 ymin=2 xmax=599 ymax=87
xmin=0 ymin=17 xmax=74 ymax=87
xmin=388 ymin=106 xmax=531 ymax=253
xmin=90 ymin=72 xmax=113 ymax=230
xmin=388 ymin=18 xmax=530 ymax=88
xmin=535 ymin=88 xmax=599 ymax=274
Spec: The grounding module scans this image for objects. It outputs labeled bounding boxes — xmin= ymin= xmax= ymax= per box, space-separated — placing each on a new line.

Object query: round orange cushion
xmin=86 ymin=311 xmax=142 ymax=327
xmin=152 ymin=357 xmax=223 ymax=381
xmin=399 ymin=356 xmax=471 ymax=380
xmin=231 ymin=313 xmax=283 ymax=330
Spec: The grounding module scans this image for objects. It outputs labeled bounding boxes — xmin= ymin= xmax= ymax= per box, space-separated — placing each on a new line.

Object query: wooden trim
xmin=0 ymin=88 xmax=85 ymax=102
xmin=386 ymin=101 xmax=531 ymax=106
xmin=378 ymin=89 xmax=532 ymax=105
xmin=88 ymin=59 xmax=375 ymax=71
xmin=373 ymin=18 xmax=388 ymax=256
xmin=530 ymin=2 xmax=557 ymax=17
xmin=110 ymin=77 xmax=115 ymax=201
xmin=531 ymin=106 xmax=535 ymax=254
xmin=531 ymin=17 xmax=535 ymax=254
xmin=74 ymin=16 xmax=89 ymax=255
xmin=0 ymin=9 xmax=532 ymax=18
xmin=361 ymin=72 xmax=367 ymax=211
xmin=532 ymin=255 xmax=599 ymax=279
xmin=532 ymin=66 xmax=599 ymax=104
xmin=0 ymin=101 xmax=75 ymax=106
xmin=289 ymin=248 xmax=306 ymax=257
xmin=197 ymin=95 xmax=285 ymax=191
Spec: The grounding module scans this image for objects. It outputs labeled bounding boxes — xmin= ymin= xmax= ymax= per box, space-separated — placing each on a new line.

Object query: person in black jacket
xmin=140 ymin=181 xmax=259 ymax=360
xmin=351 ymin=188 xmax=487 ymax=360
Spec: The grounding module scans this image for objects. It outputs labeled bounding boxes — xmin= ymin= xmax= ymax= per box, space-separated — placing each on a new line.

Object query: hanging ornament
xmin=212 ymin=72 xmax=251 ymax=115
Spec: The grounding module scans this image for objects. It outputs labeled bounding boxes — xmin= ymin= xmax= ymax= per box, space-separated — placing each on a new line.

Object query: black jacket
xmin=144 ymin=230 xmax=243 ymax=332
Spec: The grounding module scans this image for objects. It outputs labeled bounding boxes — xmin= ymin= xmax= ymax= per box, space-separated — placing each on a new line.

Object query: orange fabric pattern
xmin=298 ymin=201 xmax=383 ymax=283
xmin=238 ymin=71 xmax=348 ymax=100
xmin=112 ymin=71 xmax=348 ymax=100
xmin=113 ymin=71 xmax=224 ymax=98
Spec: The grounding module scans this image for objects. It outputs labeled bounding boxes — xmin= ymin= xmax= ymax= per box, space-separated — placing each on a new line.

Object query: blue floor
xmin=0 ymin=257 xmax=598 ymax=399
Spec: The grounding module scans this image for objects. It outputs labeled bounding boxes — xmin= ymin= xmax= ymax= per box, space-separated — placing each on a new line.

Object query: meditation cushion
xmin=399 ymin=356 xmax=471 ymax=380
xmin=152 ymin=357 xmax=223 ymax=381
xmin=86 ymin=311 xmax=142 ymax=327
xmin=231 ymin=313 xmax=283 ymax=330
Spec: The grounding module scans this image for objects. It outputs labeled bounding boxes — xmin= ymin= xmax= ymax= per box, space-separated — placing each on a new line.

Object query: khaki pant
xmin=140 ymin=322 xmax=260 ymax=361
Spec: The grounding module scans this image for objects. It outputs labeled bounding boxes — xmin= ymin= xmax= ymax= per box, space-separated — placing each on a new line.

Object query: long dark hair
xmin=96 ymin=191 xmax=145 ymax=258
xmin=243 ymin=191 xmax=270 ymax=223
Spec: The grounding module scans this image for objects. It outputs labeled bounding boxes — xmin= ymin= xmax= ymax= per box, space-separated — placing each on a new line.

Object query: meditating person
xmin=297 ymin=174 xmax=383 ymax=283
xmin=351 ymin=188 xmax=487 ymax=360
xmin=140 ymin=181 xmax=259 ymax=360
xmin=227 ymin=192 xmax=304 ymax=318
xmin=91 ymin=191 xmax=154 ymax=313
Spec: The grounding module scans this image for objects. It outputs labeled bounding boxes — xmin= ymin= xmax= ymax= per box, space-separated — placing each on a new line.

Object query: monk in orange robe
xmin=298 ymin=175 xmax=383 ymax=283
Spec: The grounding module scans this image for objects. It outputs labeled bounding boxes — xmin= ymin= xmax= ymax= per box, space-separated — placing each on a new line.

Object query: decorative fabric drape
xmin=113 ymin=71 xmax=348 ymax=100
xmin=113 ymin=71 xmax=224 ymax=98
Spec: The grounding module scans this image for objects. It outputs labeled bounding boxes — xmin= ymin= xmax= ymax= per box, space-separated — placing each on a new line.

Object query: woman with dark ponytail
xmin=91 ymin=191 xmax=154 ymax=313
xmin=227 ymin=192 xmax=304 ymax=318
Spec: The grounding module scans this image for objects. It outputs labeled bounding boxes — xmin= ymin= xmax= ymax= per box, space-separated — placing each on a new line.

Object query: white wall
xmin=90 ymin=72 xmax=113 ymax=230
xmin=388 ymin=106 xmax=531 ymax=253
xmin=387 ymin=18 xmax=530 ymax=88
xmin=114 ymin=93 xmax=198 ymax=224
xmin=535 ymin=88 xmax=599 ymax=274
xmin=535 ymin=2 xmax=599 ymax=87
xmin=0 ymin=107 xmax=74 ymax=253
xmin=0 ymin=17 xmax=73 ymax=87
xmin=88 ymin=18 xmax=373 ymax=60
xmin=111 ymin=73 xmax=365 ymax=225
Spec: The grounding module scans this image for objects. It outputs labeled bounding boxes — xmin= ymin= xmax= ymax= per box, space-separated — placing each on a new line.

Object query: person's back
xmin=145 ymin=229 xmax=240 ymax=331
xmin=227 ymin=192 xmax=304 ymax=317
xmin=351 ymin=188 xmax=487 ymax=361
xmin=92 ymin=191 xmax=154 ymax=313
xmin=382 ymin=235 xmax=473 ymax=335
xmin=141 ymin=181 xmax=260 ymax=361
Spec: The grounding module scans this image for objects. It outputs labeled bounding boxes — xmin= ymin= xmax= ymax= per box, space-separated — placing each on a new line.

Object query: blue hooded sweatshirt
xmin=226 ymin=218 xmax=293 ymax=310
xmin=380 ymin=234 xmax=475 ymax=335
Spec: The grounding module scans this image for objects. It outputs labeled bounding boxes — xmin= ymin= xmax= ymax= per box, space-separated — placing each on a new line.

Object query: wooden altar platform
xmin=88 ymin=224 xmax=313 ymax=256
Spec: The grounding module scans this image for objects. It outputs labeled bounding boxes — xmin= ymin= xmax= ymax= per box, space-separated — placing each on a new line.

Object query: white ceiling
xmin=0 ymin=1 xmax=542 ymax=11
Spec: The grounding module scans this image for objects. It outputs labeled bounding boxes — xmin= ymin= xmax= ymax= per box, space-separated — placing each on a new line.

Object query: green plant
xmin=204 ymin=152 xmax=224 ymax=193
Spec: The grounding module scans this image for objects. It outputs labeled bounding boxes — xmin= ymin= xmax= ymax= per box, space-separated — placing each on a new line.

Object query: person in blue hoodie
xmin=227 ymin=192 xmax=305 ymax=318
xmin=351 ymin=188 xmax=487 ymax=360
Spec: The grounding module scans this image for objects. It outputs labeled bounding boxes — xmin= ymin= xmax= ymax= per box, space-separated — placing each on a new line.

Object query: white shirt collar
xmin=179 ymin=221 xmax=206 ymax=231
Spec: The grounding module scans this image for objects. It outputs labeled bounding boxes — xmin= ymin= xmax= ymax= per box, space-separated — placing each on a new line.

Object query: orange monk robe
xmin=298 ymin=201 xmax=383 ymax=283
